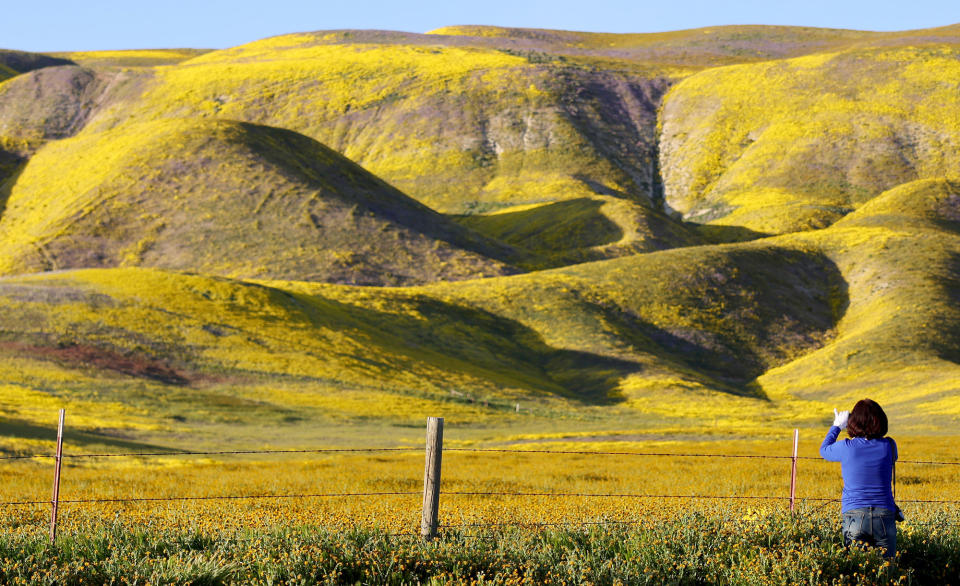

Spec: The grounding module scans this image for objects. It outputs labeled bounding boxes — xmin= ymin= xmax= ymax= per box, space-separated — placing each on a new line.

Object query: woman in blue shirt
xmin=820 ymin=398 xmax=898 ymax=558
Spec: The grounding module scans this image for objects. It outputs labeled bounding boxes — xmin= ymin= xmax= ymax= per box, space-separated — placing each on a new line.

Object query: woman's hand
xmin=833 ymin=408 xmax=849 ymax=430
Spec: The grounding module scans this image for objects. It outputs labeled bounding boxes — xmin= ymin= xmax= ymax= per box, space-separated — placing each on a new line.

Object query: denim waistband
xmin=844 ymin=506 xmax=895 ymax=517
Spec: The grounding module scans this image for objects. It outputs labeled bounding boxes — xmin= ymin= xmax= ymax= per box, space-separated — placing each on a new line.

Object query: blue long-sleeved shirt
xmin=820 ymin=426 xmax=897 ymax=513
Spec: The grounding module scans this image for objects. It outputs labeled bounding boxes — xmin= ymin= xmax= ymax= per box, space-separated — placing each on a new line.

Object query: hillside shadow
xmin=283 ymin=245 xmax=848 ymax=403
xmin=0 ymin=417 xmax=174 ymax=454
xmin=454 ymin=197 xmax=624 ymax=254
xmin=282 ymin=290 xmax=642 ymax=406
xmin=933 ymin=190 xmax=960 ymax=233
xmin=691 ymin=222 xmax=771 ymax=244
xmin=0 ymin=150 xmax=25 ymax=220
xmin=132 ymin=279 xmax=639 ymax=405
xmin=589 ymin=247 xmax=850 ymax=394
xmin=0 ymin=51 xmax=75 ymax=74
xmin=574 ymin=176 xmax=629 ymax=199
xmin=235 ymin=122 xmax=519 ymax=264
xmin=936 ymin=253 xmax=960 ymax=365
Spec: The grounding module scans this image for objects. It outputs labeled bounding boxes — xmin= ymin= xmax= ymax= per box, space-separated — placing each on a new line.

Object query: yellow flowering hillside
xmin=1 ymin=174 xmax=958 ymax=449
xmin=79 ymin=36 xmax=667 ymax=215
xmin=48 ymin=48 xmax=211 ymax=68
xmin=0 ymin=117 xmax=517 ymax=284
xmin=660 ymin=44 xmax=960 ymax=234
xmin=0 ymin=24 xmax=959 ymax=453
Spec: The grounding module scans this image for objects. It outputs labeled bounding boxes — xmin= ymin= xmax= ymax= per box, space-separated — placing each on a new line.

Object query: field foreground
xmin=2 ymin=437 xmax=959 ymax=584
xmin=1 ymin=513 xmax=958 ymax=584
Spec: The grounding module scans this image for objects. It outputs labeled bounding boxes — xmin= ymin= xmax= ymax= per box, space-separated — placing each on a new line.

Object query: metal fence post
xmin=49 ymin=409 xmax=65 ymax=545
xmin=789 ymin=428 xmax=799 ymax=515
xmin=420 ymin=417 xmax=443 ymax=540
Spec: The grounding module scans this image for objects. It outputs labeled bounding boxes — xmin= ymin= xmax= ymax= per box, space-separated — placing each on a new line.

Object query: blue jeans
xmin=842 ymin=506 xmax=897 ymax=558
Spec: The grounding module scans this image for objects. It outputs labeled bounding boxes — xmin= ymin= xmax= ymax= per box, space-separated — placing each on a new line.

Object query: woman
xmin=820 ymin=398 xmax=898 ymax=558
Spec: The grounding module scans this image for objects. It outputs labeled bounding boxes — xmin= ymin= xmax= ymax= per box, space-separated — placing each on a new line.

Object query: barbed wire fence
xmin=2 ymin=412 xmax=959 ymax=544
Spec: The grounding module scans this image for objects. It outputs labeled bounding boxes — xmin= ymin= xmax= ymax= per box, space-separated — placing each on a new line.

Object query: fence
xmin=3 ymin=411 xmax=960 ymax=545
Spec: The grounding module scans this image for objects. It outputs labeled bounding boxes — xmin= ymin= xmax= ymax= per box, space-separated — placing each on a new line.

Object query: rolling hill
xmin=0 ymin=64 xmax=141 ymax=156
xmin=47 ymin=49 xmax=212 ymax=68
xmin=0 ymin=23 xmax=959 ymax=450
xmin=758 ymin=178 xmax=960 ymax=412
xmin=0 ymin=118 xmax=518 ymax=284
xmin=81 ymin=36 xmax=670 ymax=219
xmin=0 ymin=49 xmax=74 ymax=76
xmin=428 ymin=23 xmax=960 ymax=66
xmin=659 ymin=43 xmax=960 ymax=234
xmin=1 ymin=176 xmax=957 ymax=446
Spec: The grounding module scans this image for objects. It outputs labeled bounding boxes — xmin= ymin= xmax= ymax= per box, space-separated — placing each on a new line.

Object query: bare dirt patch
xmin=0 ymin=341 xmax=192 ymax=385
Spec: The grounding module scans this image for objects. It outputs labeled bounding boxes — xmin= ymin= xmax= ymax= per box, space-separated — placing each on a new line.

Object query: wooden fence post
xmin=421 ymin=417 xmax=443 ymax=540
xmin=789 ymin=428 xmax=799 ymax=515
xmin=49 ymin=409 xmax=65 ymax=545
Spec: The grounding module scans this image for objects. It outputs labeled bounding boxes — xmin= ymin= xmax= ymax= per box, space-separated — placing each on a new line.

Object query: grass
xmin=4 ymin=516 xmax=957 ymax=584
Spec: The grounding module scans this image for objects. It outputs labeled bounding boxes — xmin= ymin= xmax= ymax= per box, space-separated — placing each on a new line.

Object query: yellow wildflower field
xmin=2 ymin=436 xmax=957 ymax=540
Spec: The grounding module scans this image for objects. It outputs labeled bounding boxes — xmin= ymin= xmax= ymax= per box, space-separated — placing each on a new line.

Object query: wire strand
xmin=3 ymin=446 xmax=959 ymax=465
xmin=440 ymin=491 xmax=827 ymax=501
xmin=444 ymin=448 xmax=815 ymax=460
xmin=0 ymin=447 xmax=420 ymax=460
xmin=440 ymin=520 xmax=644 ymax=529
xmin=896 ymin=459 xmax=960 ymax=466
xmin=0 ymin=491 xmax=420 ymax=507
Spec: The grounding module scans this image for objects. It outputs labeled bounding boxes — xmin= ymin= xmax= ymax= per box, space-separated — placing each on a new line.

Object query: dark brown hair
xmin=847 ymin=399 xmax=888 ymax=439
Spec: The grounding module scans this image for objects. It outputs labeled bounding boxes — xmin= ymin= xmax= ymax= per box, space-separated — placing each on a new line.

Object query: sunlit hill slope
xmin=0 ymin=117 xmax=518 ymax=284
xmin=660 ymin=43 xmax=960 ymax=235
xmin=0 ymin=24 xmax=959 ymax=450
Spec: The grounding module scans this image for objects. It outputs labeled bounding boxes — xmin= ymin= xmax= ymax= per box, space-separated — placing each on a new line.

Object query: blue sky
xmin=4 ymin=0 xmax=959 ymax=52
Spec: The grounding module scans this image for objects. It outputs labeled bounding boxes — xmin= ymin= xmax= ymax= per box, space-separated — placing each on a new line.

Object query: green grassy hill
xmin=659 ymin=44 xmax=960 ymax=234
xmin=0 ymin=118 xmax=518 ymax=284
